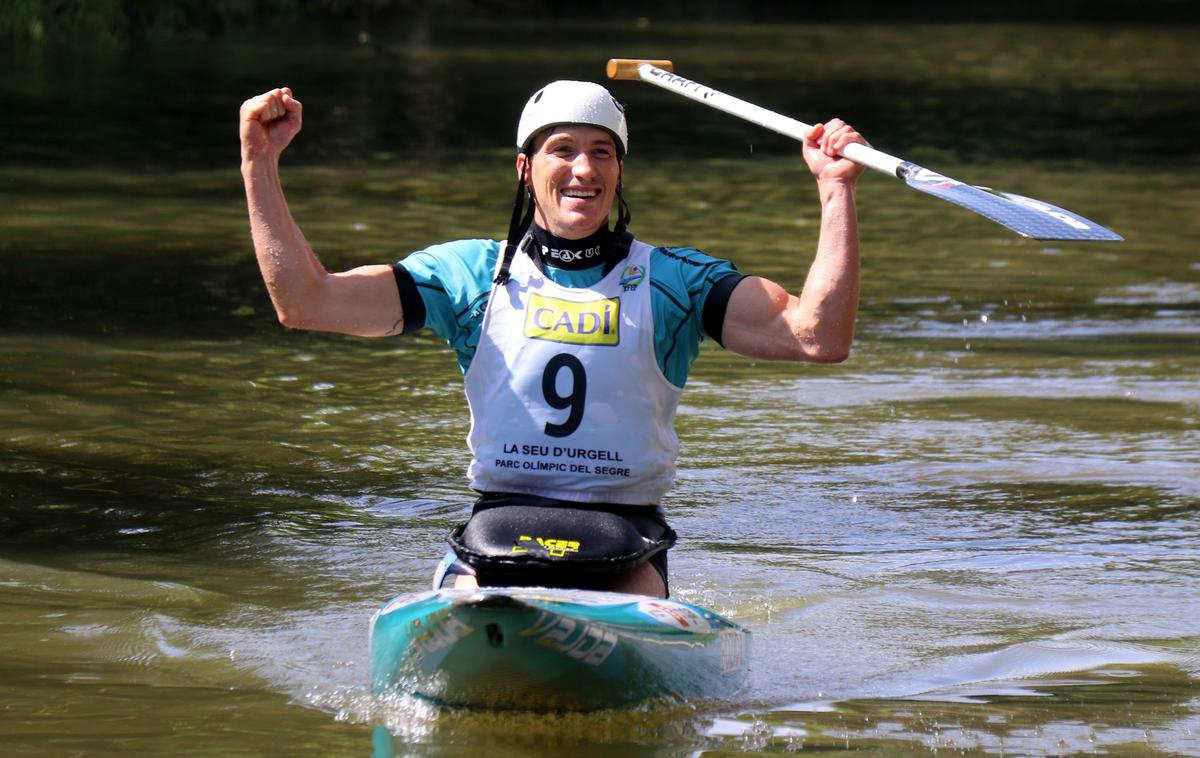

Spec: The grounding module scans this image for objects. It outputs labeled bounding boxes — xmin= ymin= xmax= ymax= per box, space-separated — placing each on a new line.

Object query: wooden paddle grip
xmin=606 ymin=59 xmax=674 ymax=80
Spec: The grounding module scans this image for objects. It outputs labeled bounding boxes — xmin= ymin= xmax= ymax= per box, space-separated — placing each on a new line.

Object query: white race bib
xmin=464 ymin=240 xmax=681 ymax=505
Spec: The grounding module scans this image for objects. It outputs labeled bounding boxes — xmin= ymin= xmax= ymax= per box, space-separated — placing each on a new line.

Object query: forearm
xmin=242 ymin=158 xmax=329 ymax=326
xmin=794 ymin=179 xmax=860 ymax=361
xmin=720 ymin=120 xmax=865 ymax=363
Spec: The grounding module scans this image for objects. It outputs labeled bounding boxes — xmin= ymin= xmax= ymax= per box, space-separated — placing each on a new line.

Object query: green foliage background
xmin=1 ymin=0 xmax=463 ymax=44
xmin=3 ymin=0 xmax=1197 ymax=46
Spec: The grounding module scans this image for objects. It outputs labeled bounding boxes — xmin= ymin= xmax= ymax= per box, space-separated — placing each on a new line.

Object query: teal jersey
xmin=397 ymin=238 xmax=739 ymax=388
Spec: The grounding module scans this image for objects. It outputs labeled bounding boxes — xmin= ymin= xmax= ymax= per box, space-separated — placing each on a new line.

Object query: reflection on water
xmin=2 ymin=19 xmax=1200 ymax=757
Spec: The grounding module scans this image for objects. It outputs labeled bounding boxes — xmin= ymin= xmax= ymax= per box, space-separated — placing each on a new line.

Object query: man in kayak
xmin=240 ymin=81 xmax=867 ymax=598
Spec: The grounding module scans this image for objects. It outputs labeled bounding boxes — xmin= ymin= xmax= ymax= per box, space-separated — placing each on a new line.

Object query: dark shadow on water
xmin=0 ymin=441 xmax=458 ymax=553
xmin=0 ymin=250 xmax=269 ymax=339
xmin=3 ymin=25 xmax=1198 ymax=171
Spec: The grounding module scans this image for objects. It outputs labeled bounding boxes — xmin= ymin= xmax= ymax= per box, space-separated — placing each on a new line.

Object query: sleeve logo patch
xmin=524 ymin=293 xmax=620 ymax=346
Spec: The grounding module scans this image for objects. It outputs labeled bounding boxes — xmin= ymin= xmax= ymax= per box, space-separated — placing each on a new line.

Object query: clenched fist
xmin=240 ymin=87 xmax=303 ymax=165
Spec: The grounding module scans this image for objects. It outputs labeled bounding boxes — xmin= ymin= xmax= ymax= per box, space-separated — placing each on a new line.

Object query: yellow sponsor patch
xmin=524 ymin=293 xmax=620 ymax=346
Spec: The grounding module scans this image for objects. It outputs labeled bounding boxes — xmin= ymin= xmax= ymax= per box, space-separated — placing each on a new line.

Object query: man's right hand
xmin=240 ymin=88 xmax=302 ymax=165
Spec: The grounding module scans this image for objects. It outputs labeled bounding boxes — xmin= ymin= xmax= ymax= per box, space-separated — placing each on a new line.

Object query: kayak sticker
xmin=719 ymin=629 xmax=748 ymax=674
xmin=410 ymin=609 xmax=474 ymax=654
xmin=521 ymin=611 xmax=618 ymax=666
xmin=637 ymin=600 xmax=712 ymax=633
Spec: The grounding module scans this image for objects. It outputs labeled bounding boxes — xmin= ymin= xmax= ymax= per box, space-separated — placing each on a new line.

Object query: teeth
xmin=562 ymin=189 xmax=598 ymax=198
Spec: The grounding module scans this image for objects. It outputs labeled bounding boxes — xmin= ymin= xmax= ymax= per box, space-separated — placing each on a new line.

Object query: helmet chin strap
xmin=614 ymin=165 xmax=631 ymax=236
xmin=495 ymin=155 xmax=535 ymax=285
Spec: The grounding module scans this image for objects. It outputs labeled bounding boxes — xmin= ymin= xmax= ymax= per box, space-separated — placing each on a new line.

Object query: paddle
xmin=606 ymin=59 xmax=1122 ymax=242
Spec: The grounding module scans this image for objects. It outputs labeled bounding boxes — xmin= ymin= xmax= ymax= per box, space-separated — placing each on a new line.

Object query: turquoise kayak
xmin=370 ymin=587 xmax=750 ymax=710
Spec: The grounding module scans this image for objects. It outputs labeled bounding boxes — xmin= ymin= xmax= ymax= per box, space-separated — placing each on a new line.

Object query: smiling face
xmin=517 ymin=125 xmax=622 ymax=240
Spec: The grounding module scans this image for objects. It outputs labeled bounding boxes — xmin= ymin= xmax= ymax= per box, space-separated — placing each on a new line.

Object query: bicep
xmin=720 ymin=276 xmax=810 ymax=361
xmin=305 ymin=264 xmax=404 ymax=337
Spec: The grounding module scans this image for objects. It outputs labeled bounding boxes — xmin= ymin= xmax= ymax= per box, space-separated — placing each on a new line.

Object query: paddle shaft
xmin=606 ymin=58 xmax=1122 ymax=242
xmin=608 ymin=60 xmax=903 ymax=177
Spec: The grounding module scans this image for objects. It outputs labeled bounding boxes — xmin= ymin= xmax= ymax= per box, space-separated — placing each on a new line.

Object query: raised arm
xmin=721 ymin=118 xmax=866 ymax=363
xmin=240 ymin=88 xmax=404 ymax=337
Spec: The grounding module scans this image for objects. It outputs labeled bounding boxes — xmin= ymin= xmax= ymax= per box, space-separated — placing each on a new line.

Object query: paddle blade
xmin=899 ymin=162 xmax=1123 ymax=242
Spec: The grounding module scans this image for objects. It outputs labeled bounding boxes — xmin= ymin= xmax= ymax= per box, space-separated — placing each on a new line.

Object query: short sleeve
xmin=648 ymin=246 xmax=740 ymax=387
xmin=396 ymin=239 xmax=500 ymax=372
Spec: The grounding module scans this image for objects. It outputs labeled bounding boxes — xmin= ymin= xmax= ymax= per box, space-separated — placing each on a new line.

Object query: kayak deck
xmin=370 ymin=587 xmax=750 ymax=710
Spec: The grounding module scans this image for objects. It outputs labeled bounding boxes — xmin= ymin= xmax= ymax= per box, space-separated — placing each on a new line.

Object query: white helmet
xmin=516 ymin=80 xmax=628 ymax=155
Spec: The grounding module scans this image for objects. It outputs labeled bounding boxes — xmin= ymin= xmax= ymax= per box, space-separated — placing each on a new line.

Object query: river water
xmin=2 ymin=21 xmax=1199 ymax=757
